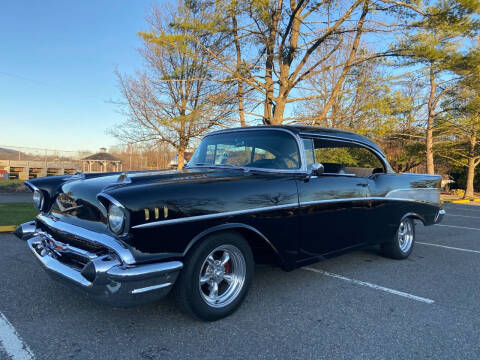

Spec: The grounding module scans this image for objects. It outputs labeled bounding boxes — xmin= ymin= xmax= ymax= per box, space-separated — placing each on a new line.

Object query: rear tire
xmin=174 ymin=231 xmax=254 ymax=321
xmin=381 ymin=217 xmax=415 ymax=259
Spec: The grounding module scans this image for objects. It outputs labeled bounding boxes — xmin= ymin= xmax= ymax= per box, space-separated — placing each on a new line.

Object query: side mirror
xmin=305 ymin=162 xmax=324 ymax=181
xmin=311 ymin=162 xmax=324 ymax=176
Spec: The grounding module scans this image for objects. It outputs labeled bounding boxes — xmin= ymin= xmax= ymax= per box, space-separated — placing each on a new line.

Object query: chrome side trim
xmin=131 ymin=283 xmax=172 ymax=294
xmin=386 ymin=188 xmax=440 ymax=205
xmin=132 ymin=203 xmax=299 ymax=229
xmin=299 ymin=197 xmax=370 ymax=206
xmin=37 ymin=214 xmax=136 ymax=265
xmin=301 ymin=197 xmax=440 ymax=206
xmin=132 ymin=195 xmax=442 ymax=229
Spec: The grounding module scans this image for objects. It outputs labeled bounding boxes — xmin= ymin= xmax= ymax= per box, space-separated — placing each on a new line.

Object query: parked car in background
xmin=15 ymin=126 xmax=444 ymax=320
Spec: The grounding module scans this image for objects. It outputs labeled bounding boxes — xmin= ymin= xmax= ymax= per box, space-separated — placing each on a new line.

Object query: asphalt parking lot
xmin=1 ymin=203 xmax=479 ymax=360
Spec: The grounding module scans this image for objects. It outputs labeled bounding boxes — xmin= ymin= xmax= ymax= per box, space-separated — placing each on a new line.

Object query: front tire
xmin=174 ymin=231 xmax=254 ymax=321
xmin=381 ymin=217 xmax=415 ymax=259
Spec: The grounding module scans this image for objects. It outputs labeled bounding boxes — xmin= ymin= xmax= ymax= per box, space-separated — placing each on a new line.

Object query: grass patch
xmin=0 ymin=179 xmax=28 ymax=192
xmin=0 ymin=179 xmax=23 ymax=187
xmin=0 ymin=203 xmax=38 ymax=226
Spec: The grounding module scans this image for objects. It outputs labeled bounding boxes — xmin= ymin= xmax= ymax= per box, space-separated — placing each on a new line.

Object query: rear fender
xmin=370 ymin=173 xmax=442 ymax=205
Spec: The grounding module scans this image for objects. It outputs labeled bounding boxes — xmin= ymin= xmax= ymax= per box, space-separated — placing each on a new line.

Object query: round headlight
xmin=108 ymin=204 xmax=125 ymax=234
xmin=33 ymin=189 xmax=44 ymax=210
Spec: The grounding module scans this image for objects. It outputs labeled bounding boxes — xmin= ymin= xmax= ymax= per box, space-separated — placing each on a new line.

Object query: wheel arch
xmin=401 ymin=212 xmax=426 ymax=225
xmin=183 ymin=223 xmax=286 ymax=268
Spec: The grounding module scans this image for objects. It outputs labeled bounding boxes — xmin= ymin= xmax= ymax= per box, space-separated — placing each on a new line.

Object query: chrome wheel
xmin=199 ymin=244 xmax=246 ymax=308
xmin=398 ymin=219 xmax=414 ymax=253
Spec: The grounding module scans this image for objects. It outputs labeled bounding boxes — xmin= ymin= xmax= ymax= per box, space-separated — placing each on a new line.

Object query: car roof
xmin=210 ymin=125 xmax=384 ymax=156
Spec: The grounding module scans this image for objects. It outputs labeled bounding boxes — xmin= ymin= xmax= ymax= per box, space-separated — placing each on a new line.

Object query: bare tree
xmin=175 ymin=0 xmax=426 ymax=125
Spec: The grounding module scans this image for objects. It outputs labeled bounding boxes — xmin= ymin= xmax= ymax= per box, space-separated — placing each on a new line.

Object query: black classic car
xmin=15 ymin=126 xmax=444 ymax=320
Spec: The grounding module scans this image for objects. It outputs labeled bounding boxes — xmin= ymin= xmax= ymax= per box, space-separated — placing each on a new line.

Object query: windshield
xmin=188 ymin=130 xmax=301 ymax=170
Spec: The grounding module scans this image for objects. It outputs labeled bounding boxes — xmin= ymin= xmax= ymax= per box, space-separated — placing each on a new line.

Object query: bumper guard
xmin=17 ymin=220 xmax=182 ymax=307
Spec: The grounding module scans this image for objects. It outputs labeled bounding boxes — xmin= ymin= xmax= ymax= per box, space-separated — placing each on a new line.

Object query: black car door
xmin=296 ymin=137 xmax=371 ymax=261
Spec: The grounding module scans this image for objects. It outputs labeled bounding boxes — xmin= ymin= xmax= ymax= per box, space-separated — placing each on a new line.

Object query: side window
xmin=302 ymin=138 xmax=315 ymax=170
xmin=313 ymin=139 xmax=384 ymax=177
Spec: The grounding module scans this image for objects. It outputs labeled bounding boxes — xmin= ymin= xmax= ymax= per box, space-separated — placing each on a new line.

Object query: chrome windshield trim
xmin=37 ymin=214 xmax=136 ymax=265
xmin=132 ymin=202 xmax=299 ymax=229
xmin=189 ymin=127 xmax=307 ymax=174
xmin=186 ymin=165 xmax=305 ymax=174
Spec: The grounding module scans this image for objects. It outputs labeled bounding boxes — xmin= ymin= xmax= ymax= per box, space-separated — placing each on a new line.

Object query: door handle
xmin=356 ymin=183 xmax=368 ymax=187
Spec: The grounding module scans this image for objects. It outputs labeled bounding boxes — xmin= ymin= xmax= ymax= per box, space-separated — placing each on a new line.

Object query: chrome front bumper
xmin=16 ymin=218 xmax=182 ymax=307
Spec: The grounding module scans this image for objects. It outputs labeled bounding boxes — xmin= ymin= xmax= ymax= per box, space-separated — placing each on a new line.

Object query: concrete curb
xmin=0 ymin=225 xmax=16 ymax=233
xmin=443 ymin=198 xmax=480 ymax=204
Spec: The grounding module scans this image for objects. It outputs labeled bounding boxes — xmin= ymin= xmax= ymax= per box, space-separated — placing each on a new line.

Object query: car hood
xmin=42 ymin=168 xmax=275 ymax=231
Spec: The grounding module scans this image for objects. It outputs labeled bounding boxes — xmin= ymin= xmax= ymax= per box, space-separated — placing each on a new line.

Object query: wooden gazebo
xmin=82 ymin=148 xmax=122 ymax=173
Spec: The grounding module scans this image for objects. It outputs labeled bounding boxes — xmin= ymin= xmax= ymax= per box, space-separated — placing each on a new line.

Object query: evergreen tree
xmin=394 ymin=0 xmax=480 ymax=174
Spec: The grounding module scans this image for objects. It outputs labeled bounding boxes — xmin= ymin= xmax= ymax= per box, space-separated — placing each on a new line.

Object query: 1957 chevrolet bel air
xmin=15 ymin=126 xmax=444 ymax=320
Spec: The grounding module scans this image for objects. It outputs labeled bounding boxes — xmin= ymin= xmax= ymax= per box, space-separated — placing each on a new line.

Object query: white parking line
xmin=417 ymin=242 xmax=480 ymax=254
xmin=0 ymin=312 xmax=34 ymax=360
xmin=446 ymin=214 xmax=480 ymax=219
xmin=436 ymin=224 xmax=480 ymax=231
xmin=303 ymin=267 xmax=434 ymax=304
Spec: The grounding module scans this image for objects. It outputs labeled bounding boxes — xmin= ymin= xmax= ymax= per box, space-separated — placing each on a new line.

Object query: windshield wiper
xmin=192 ymin=163 xmax=249 ymax=171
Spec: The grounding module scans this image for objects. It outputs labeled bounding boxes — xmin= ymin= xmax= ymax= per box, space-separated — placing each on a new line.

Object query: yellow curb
xmin=473 ymin=199 xmax=480 ymax=202
xmin=0 ymin=225 xmax=16 ymax=232
xmin=451 ymin=199 xmax=472 ymax=204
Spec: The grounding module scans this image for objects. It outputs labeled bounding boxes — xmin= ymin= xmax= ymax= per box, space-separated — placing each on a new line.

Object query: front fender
xmin=183 ymin=223 xmax=287 ymax=268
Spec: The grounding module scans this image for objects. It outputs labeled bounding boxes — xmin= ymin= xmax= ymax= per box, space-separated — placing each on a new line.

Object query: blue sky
xmin=0 ymin=0 xmax=154 ymax=152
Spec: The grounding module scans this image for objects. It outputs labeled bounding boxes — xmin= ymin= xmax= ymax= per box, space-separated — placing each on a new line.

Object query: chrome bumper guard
xmin=19 ymin=219 xmax=182 ymax=307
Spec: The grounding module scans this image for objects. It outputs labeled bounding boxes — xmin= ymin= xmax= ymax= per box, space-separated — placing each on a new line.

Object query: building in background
xmin=82 ymin=148 xmax=122 ymax=173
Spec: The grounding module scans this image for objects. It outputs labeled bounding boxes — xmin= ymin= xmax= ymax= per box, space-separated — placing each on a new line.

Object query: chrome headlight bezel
xmin=32 ymin=189 xmax=44 ymax=210
xmin=108 ymin=204 xmax=126 ymax=235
